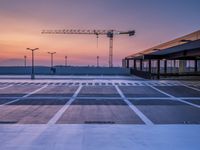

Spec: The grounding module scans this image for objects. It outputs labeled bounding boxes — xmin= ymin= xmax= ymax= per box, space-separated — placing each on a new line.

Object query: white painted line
xmin=181 ymin=84 xmax=200 ymax=92
xmin=0 ymin=80 xmax=187 ymax=87
xmin=48 ymin=85 xmax=83 ymax=125
xmin=128 ymin=97 xmax=174 ymax=100
xmin=115 ymin=85 xmax=154 ymax=125
xmin=180 ymin=97 xmax=200 ymax=100
xmin=76 ymin=96 xmax=121 ymax=99
xmin=0 ymin=84 xmax=48 ymax=106
xmin=0 ymin=85 xmax=13 ymax=90
xmin=0 ymin=97 xmax=70 ymax=99
xmin=148 ymin=85 xmax=174 ymax=98
xmin=148 ymin=85 xmax=200 ymax=109
xmin=2 ymin=96 xmax=200 ymax=100
xmin=72 ymin=96 xmax=200 ymax=100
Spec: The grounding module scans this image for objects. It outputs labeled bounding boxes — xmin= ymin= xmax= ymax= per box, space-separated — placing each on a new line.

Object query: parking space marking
xmin=0 ymin=85 xmax=48 ymax=106
xmin=149 ymin=85 xmax=200 ymax=109
xmin=1 ymin=96 xmax=200 ymax=100
xmin=0 ymin=97 xmax=70 ymax=99
xmin=128 ymin=97 xmax=200 ymax=100
xmin=0 ymin=81 xmax=191 ymax=87
xmin=0 ymin=85 xmax=13 ymax=90
xmin=115 ymin=85 xmax=154 ymax=125
xmin=180 ymin=81 xmax=200 ymax=87
xmin=48 ymin=85 xmax=83 ymax=125
xmin=181 ymin=84 xmax=200 ymax=92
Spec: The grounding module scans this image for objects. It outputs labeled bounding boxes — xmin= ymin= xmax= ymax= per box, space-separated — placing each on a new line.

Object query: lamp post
xmin=97 ymin=56 xmax=99 ymax=67
xmin=24 ymin=55 xmax=27 ymax=75
xmin=47 ymin=52 xmax=56 ymax=68
xmin=24 ymin=55 xmax=27 ymax=68
xmin=27 ymin=48 xmax=39 ymax=79
xmin=65 ymin=56 xmax=67 ymax=67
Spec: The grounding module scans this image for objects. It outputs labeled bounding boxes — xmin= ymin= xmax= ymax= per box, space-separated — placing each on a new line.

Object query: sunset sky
xmin=0 ymin=0 xmax=200 ymax=66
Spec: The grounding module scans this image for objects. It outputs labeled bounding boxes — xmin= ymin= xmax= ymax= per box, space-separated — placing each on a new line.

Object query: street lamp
xmin=24 ymin=55 xmax=27 ymax=75
xmin=97 ymin=56 xmax=99 ymax=67
xmin=24 ymin=55 xmax=27 ymax=68
xmin=47 ymin=52 xmax=56 ymax=68
xmin=65 ymin=56 xmax=67 ymax=67
xmin=27 ymin=48 xmax=39 ymax=79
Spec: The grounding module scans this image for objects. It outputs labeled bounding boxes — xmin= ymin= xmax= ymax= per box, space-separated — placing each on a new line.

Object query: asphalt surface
xmin=0 ymin=79 xmax=199 ymax=125
xmin=0 ymin=78 xmax=200 ymax=150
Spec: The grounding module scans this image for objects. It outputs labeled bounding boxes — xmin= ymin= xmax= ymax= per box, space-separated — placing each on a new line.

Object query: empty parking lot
xmin=0 ymin=79 xmax=200 ymax=125
xmin=0 ymin=78 xmax=200 ymax=150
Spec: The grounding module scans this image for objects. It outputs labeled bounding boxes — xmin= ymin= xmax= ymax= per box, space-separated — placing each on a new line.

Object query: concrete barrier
xmin=0 ymin=66 xmax=130 ymax=75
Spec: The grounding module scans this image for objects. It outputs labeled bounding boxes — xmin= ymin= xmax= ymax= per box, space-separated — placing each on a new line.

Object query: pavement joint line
xmin=148 ymin=85 xmax=200 ymax=109
xmin=128 ymin=97 xmax=174 ymax=100
xmin=0 ymin=97 xmax=71 ymax=99
xmin=76 ymin=96 xmax=121 ymax=99
xmin=115 ymin=85 xmax=154 ymax=125
xmin=180 ymin=83 xmax=200 ymax=92
xmin=0 ymin=84 xmax=13 ymax=90
xmin=0 ymin=84 xmax=48 ymax=106
xmin=147 ymin=85 xmax=174 ymax=98
xmin=48 ymin=85 xmax=83 ymax=125
xmin=2 ymin=96 xmax=200 ymax=100
xmin=0 ymin=80 xmax=189 ymax=87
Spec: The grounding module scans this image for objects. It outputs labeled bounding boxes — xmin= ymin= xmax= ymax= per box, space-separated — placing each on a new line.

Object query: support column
xmin=133 ymin=59 xmax=136 ymax=69
xmin=164 ymin=60 xmax=167 ymax=74
xmin=140 ymin=59 xmax=143 ymax=71
xmin=157 ymin=59 xmax=160 ymax=79
xmin=195 ymin=59 xmax=198 ymax=72
xmin=173 ymin=59 xmax=176 ymax=73
xmin=198 ymin=60 xmax=200 ymax=72
xmin=179 ymin=60 xmax=187 ymax=73
xmin=126 ymin=59 xmax=129 ymax=68
xmin=148 ymin=59 xmax=151 ymax=74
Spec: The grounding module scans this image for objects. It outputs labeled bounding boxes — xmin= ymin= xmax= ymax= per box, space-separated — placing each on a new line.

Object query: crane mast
xmin=41 ymin=29 xmax=135 ymax=67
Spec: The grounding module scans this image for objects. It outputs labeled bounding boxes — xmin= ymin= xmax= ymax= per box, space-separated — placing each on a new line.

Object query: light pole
xmin=24 ymin=55 xmax=27 ymax=75
xmin=24 ymin=55 xmax=27 ymax=68
xmin=27 ymin=48 xmax=39 ymax=79
xmin=48 ymin=52 xmax=56 ymax=68
xmin=65 ymin=56 xmax=67 ymax=67
xmin=97 ymin=56 xmax=99 ymax=67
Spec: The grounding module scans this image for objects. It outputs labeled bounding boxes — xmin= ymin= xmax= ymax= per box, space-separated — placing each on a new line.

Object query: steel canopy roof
xmin=126 ymin=30 xmax=200 ymax=60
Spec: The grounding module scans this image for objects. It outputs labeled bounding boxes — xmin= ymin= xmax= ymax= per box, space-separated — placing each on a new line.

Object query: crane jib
xmin=41 ymin=29 xmax=135 ymax=67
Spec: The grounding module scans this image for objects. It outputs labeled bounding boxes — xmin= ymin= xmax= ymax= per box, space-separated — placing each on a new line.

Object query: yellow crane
xmin=41 ymin=29 xmax=135 ymax=67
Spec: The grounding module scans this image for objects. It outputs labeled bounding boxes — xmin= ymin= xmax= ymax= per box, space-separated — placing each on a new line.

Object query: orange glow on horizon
xmin=0 ymin=19 xmax=143 ymax=66
xmin=1 ymin=0 xmax=200 ymax=66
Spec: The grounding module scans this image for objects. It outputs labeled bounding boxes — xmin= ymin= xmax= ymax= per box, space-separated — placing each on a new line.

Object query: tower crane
xmin=41 ymin=29 xmax=135 ymax=67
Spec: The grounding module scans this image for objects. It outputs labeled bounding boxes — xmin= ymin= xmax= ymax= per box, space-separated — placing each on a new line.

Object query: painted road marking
xmin=48 ymin=85 xmax=83 ymax=125
xmin=149 ymin=85 xmax=200 ymax=109
xmin=1 ymin=96 xmax=200 ymax=100
xmin=0 ymin=85 xmax=48 ymax=106
xmin=0 ymin=81 xmax=194 ymax=87
xmin=115 ymin=85 xmax=154 ymax=125
xmin=0 ymin=85 xmax=13 ymax=90
xmin=181 ymin=84 xmax=200 ymax=92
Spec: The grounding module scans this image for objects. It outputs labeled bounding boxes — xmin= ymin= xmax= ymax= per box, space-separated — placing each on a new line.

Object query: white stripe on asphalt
xmin=115 ymin=85 xmax=154 ymax=125
xmin=1 ymin=96 xmax=200 ymax=100
xmin=48 ymin=85 xmax=82 ymax=125
xmin=0 ymin=84 xmax=48 ymax=106
xmin=148 ymin=85 xmax=200 ymax=109
xmin=0 ymin=85 xmax=13 ymax=90
xmin=181 ymin=84 xmax=200 ymax=92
